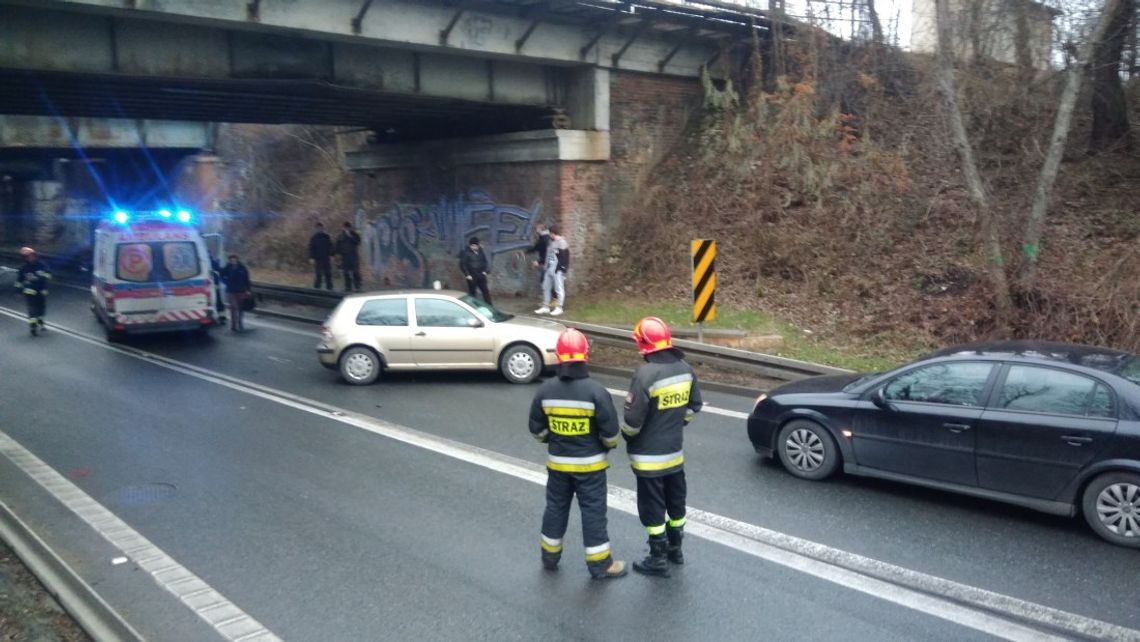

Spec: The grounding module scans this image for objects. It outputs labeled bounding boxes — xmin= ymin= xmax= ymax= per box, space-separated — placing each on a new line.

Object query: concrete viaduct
xmin=0 ymin=0 xmax=782 ymax=293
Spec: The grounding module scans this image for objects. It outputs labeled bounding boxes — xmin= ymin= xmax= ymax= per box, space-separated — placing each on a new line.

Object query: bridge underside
xmin=0 ymin=69 xmax=550 ymax=141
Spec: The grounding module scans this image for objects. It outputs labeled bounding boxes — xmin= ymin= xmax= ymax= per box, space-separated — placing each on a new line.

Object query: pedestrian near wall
xmin=16 ymin=247 xmax=51 ymax=336
xmin=534 ymin=226 xmax=569 ymax=317
xmin=622 ymin=316 xmax=703 ymax=577
xmin=529 ymin=328 xmax=628 ymax=580
xmin=219 ymin=254 xmax=252 ymax=332
xmin=309 ymin=221 xmax=334 ymax=290
xmin=459 ymin=236 xmax=493 ymax=305
xmin=524 ymin=223 xmax=550 ymax=301
xmin=336 ymin=221 xmax=362 ymax=293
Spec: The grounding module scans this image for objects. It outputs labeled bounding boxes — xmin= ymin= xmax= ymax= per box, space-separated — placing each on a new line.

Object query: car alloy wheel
xmin=339 ymin=347 xmax=381 ymax=385
xmin=775 ymin=420 xmax=840 ymax=481
xmin=500 ymin=345 xmax=541 ymax=384
xmin=1096 ymin=482 xmax=1140 ymax=539
xmin=786 ymin=428 xmax=825 ymax=472
xmin=1081 ymin=472 xmax=1140 ymax=548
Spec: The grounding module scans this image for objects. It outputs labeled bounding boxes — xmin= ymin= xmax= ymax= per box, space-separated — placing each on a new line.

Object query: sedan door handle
xmin=943 ymin=423 xmax=972 ymax=433
xmin=414 ymin=331 xmax=426 ymax=337
xmin=1061 ymin=435 xmax=1093 ymax=446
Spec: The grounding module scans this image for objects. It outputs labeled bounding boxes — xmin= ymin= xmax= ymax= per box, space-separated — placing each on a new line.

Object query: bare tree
xmin=1089 ymin=0 xmax=1136 ymax=150
xmin=1022 ymin=0 xmax=1126 ymax=286
xmin=934 ymin=0 xmax=1014 ymax=329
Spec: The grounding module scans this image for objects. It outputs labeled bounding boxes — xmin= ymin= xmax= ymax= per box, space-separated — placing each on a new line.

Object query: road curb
xmin=0 ymin=500 xmax=144 ymax=642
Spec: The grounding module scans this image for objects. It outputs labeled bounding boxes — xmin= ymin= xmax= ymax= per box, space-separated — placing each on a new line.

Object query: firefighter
xmin=16 ymin=247 xmax=51 ymax=336
xmin=622 ymin=316 xmax=703 ymax=577
xmin=529 ymin=328 xmax=628 ymax=580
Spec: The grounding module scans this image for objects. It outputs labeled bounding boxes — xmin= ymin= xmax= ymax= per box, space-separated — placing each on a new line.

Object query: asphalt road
xmin=1 ymin=282 xmax=1138 ymax=641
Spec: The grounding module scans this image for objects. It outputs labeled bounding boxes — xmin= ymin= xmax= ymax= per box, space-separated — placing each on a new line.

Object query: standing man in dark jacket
xmin=16 ymin=247 xmax=51 ymax=336
xmin=308 ymin=222 xmax=334 ymax=290
xmin=459 ymin=236 xmax=492 ymax=305
xmin=523 ymin=223 xmax=550 ymax=298
xmin=219 ymin=254 xmax=252 ymax=332
xmin=336 ymin=221 xmax=362 ymax=293
xmin=530 ymin=328 xmax=628 ymax=580
xmin=622 ymin=316 xmax=703 ymax=577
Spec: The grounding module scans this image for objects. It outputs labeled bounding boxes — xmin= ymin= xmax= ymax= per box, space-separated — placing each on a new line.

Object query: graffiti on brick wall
xmin=359 ymin=189 xmax=543 ymax=290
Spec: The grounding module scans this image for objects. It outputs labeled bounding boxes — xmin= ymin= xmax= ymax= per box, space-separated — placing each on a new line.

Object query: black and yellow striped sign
xmin=691 ymin=239 xmax=716 ymax=323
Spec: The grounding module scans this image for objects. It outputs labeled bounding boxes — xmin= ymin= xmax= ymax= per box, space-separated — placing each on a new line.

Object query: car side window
xmin=356 ymin=298 xmax=408 ymax=326
xmin=883 ymin=362 xmax=994 ymax=407
xmin=999 ymin=365 xmax=1110 ymax=417
xmin=415 ymin=299 xmax=477 ymax=328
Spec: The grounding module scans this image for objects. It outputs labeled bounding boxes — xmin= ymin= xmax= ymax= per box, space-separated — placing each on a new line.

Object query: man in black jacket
xmin=529 ymin=328 xmax=627 ymax=580
xmin=336 ymin=221 xmax=362 ymax=292
xmin=308 ymin=222 xmax=334 ymax=290
xmin=524 ymin=223 xmax=550 ymax=297
xmin=458 ymin=236 xmax=492 ymax=304
xmin=219 ymin=254 xmax=252 ymax=332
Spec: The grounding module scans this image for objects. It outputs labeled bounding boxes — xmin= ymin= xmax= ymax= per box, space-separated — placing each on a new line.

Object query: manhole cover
xmin=104 ymin=483 xmax=177 ymax=506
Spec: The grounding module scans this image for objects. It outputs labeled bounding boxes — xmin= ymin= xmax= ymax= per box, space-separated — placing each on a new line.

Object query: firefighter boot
xmin=666 ymin=526 xmax=684 ymax=564
xmin=541 ymin=551 xmax=561 ymax=571
xmin=589 ymin=559 xmax=628 ymax=580
xmin=632 ymin=535 xmax=671 ymax=577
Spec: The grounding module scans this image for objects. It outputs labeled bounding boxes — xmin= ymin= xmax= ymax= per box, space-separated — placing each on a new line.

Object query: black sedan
xmin=747 ymin=341 xmax=1140 ymax=548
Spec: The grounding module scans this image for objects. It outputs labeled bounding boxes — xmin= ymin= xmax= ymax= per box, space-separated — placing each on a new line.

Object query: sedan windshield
xmin=461 ymin=295 xmax=513 ymax=323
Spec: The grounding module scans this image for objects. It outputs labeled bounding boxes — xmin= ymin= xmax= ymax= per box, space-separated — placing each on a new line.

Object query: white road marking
xmin=0 ymin=430 xmax=281 ymax=642
xmin=604 ymin=387 xmax=750 ymax=419
xmin=4 ymin=308 xmax=1136 ymax=641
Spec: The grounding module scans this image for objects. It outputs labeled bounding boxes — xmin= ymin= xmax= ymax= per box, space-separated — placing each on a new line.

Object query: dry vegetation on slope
xmin=594 ymin=43 xmax=1140 ymax=357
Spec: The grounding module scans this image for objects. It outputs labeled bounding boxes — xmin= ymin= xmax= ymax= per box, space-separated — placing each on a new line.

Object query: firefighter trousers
xmin=541 ymin=469 xmax=613 ymax=568
xmin=24 ymin=293 xmax=45 ymax=326
xmin=635 ymin=471 xmax=687 ymax=531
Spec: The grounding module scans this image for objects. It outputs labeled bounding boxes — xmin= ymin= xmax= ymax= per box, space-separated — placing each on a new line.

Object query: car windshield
xmin=461 ymin=295 xmax=513 ymax=323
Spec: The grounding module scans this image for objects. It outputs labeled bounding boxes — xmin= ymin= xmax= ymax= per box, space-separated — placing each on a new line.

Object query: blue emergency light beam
xmin=113 ymin=211 xmax=129 ymax=224
xmin=176 ymin=210 xmax=192 ymax=223
xmin=158 ymin=209 xmax=172 ymax=218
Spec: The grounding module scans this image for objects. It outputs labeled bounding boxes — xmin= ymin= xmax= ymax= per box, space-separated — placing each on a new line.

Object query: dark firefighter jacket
xmin=16 ymin=260 xmax=51 ymax=296
xmin=459 ymin=246 xmax=490 ymax=277
xmin=529 ymin=363 xmax=620 ymax=473
xmin=622 ymin=348 xmax=703 ymax=477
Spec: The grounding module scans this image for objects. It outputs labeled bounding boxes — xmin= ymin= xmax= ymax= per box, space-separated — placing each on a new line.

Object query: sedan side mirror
xmin=467 ymin=318 xmax=485 ymax=328
xmin=872 ymin=387 xmax=892 ymax=410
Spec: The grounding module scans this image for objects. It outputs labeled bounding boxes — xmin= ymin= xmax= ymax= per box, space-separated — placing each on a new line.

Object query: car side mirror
xmin=872 ymin=387 xmax=892 ymax=410
xmin=467 ymin=318 xmax=484 ymax=328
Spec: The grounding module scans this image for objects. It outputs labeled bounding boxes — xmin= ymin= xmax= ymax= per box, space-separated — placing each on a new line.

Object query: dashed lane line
xmin=4 ymin=308 xmax=1137 ymax=641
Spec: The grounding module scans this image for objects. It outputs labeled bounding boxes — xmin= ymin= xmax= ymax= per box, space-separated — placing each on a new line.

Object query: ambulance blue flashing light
xmin=176 ymin=210 xmax=192 ymax=223
xmin=107 ymin=209 xmax=195 ymax=225
xmin=158 ymin=209 xmax=172 ymax=218
xmin=113 ymin=211 xmax=129 ymax=224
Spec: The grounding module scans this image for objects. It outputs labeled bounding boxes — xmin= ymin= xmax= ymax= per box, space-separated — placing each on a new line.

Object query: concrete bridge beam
xmin=0 ymin=116 xmax=211 ymax=150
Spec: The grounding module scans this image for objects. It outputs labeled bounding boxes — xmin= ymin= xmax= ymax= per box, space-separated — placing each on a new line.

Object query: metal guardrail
xmin=0 ymin=249 xmax=851 ymax=382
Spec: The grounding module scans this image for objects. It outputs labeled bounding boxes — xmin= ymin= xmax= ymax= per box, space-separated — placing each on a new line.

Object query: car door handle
xmin=414 ymin=331 xmax=426 ymax=337
xmin=943 ymin=423 xmax=972 ymax=433
xmin=1061 ymin=435 xmax=1093 ymax=446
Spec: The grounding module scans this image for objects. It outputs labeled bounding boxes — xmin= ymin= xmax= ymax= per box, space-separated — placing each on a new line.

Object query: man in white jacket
xmin=535 ymin=226 xmax=569 ymax=317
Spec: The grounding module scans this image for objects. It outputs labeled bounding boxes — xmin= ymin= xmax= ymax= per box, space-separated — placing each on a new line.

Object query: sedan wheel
xmin=339 ymin=347 xmax=381 ymax=386
xmin=1082 ymin=472 xmax=1140 ymax=548
xmin=776 ymin=420 xmax=840 ymax=481
xmin=500 ymin=345 xmax=541 ymax=384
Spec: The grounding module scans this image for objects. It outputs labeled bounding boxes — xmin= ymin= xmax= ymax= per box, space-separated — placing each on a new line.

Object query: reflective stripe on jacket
xmin=622 ymin=349 xmax=703 ymax=477
xmin=529 ymin=364 xmax=620 ymax=473
xmin=16 ymin=261 xmax=51 ymax=296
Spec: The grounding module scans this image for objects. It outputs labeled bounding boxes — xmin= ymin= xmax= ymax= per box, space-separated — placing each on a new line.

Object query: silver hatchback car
xmin=317 ymin=290 xmax=565 ymax=385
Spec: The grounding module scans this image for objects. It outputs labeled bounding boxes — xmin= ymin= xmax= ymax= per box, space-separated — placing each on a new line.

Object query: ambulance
xmin=90 ymin=209 xmax=221 ymax=340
